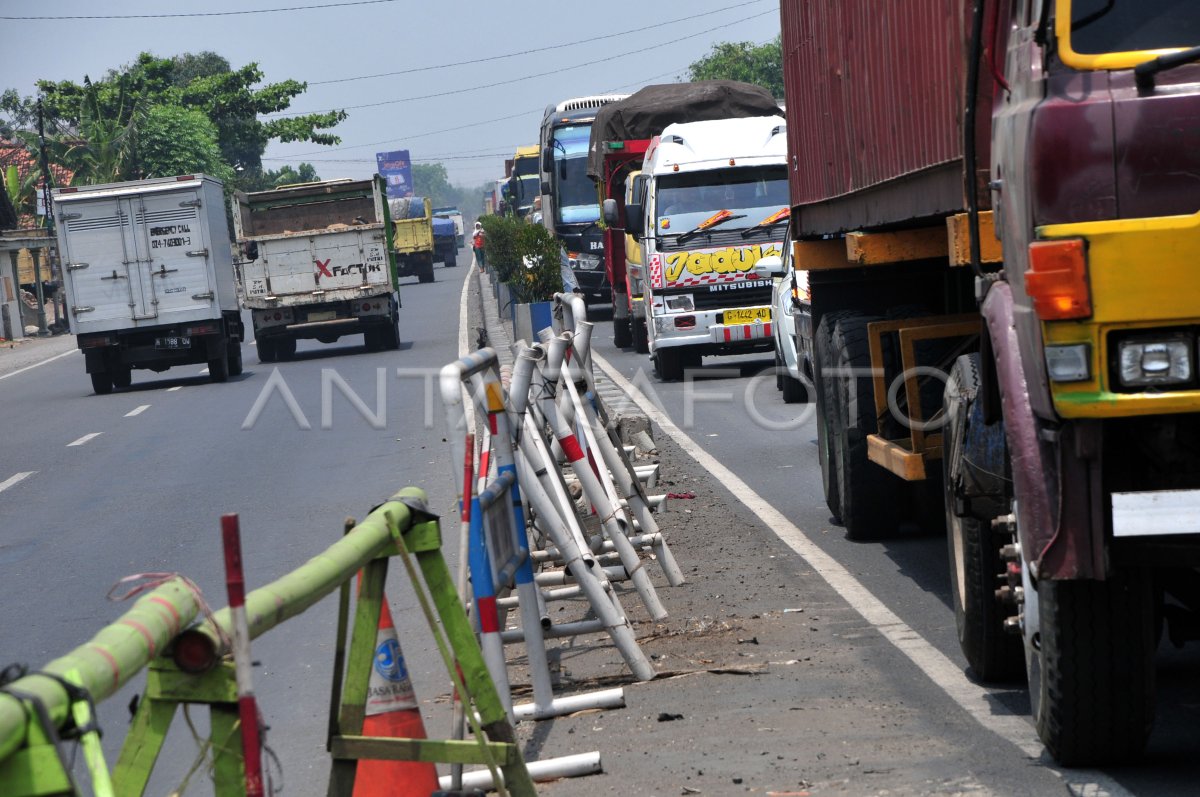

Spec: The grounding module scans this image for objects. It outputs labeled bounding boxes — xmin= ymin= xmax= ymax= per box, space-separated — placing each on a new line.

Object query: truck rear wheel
xmin=91 ymin=370 xmax=114 ymax=395
xmin=814 ymin=311 xmax=854 ymax=519
xmin=276 ymin=336 xmax=296 ymax=361
xmin=111 ymin=366 xmax=132 ymax=390
xmin=830 ymin=312 xmax=902 ymax=540
xmin=227 ymin=341 xmax=244 ymax=377
xmin=613 ymin=300 xmax=632 ymax=348
xmin=944 ymin=354 xmax=1022 ymax=681
xmin=257 ymin=339 xmax=276 ymax=363
xmin=633 ymin=316 xmax=649 ymax=354
xmin=208 ymin=344 xmax=230 ymax=383
xmin=418 ymin=256 xmax=435 ymax=284
xmin=1028 ymin=567 xmax=1156 ymax=765
xmin=445 ymin=250 xmax=457 ymax=268
xmin=653 ymin=347 xmax=684 ymax=382
xmin=387 ymin=313 xmax=401 ymax=350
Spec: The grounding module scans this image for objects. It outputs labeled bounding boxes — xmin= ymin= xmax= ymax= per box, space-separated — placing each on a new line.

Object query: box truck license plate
xmin=307 ymin=311 xmax=336 ymax=322
xmin=723 ymin=307 xmax=772 ymax=325
xmin=155 ymin=336 xmax=191 ymax=350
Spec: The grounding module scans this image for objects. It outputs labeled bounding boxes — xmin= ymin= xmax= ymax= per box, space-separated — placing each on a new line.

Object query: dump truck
xmin=389 ymin=195 xmax=437 ymax=284
xmin=509 ymin=145 xmax=541 ymax=219
xmin=234 ymin=177 xmax=399 ymax=361
xmin=52 ymin=174 xmax=243 ymax=394
xmin=433 ymin=205 xmax=465 ymax=247
xmin=782 ymin=0 xmax=1200 ymax=766
xmin=588 ymin=82 xmax=785 ymax=355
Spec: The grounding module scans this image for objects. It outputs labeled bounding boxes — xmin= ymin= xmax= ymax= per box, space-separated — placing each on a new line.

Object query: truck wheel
xmin=613 ymin=301 xmax=633 ymax=348
xmin=1028 ymin=567 xmax=1156 ymax=765
xmin=227 ymin=341 xmax=244 ymax=377
xmin=276 ymin=336 xmax=297 ymax=361
xmin=944 ymin=354 xmax=1022 ymax=681
xmin=775 ymin=349 xmax=785 ymax=391
xmin=208 ymin=345 xmax=230 ymax=383
xmin=782 ymin=371 xmax=807 ymax=404
xmin=446 ymin=251 xmax=457 ymax=268
xmin=91 ymin=370 xmax=114 ymax=395
xmin=387 ymin=314 xmax=402 ymax=350
xmin=830 ymin=312 xmax=902 ymax=540
xmin=418 ymin=258 xmax=435 ymax=284
xmin=257 ymin=339 xmax=276 ymax=363
xmin=814 ymin=311 xmax=854 ymax=519
xmin=653 ymin=348 xmax=684 ymax=382
xmin=633 ymin=317 xmax=649 ymax=354
xmin=111 ymin=366 xmax=132 ymax=390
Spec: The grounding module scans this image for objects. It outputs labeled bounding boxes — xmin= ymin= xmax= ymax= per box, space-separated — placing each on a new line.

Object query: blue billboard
xmin=375 ymin=150 xmax=413 ymax=199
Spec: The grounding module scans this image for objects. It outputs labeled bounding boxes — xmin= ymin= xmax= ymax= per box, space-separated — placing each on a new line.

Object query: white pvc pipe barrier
xmin=438 ymin=751 xmax=603 ymax=792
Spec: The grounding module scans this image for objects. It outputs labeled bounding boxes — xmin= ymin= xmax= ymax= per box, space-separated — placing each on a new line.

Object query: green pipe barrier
xmin=175 ymin=487 xmax=422 ymax=669
xmin=0 ymin=578 xmax=202 ymax=762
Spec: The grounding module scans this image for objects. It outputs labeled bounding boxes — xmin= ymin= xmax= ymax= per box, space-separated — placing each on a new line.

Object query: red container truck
xmin=781 ymin=0 xmax=1200 ymax=765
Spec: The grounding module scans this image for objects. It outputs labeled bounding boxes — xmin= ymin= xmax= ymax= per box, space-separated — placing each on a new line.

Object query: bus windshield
xmin=551 ymin=124 xmax=599 ymax=225
xmin=1069 ymin=0 xmax=1198 ymax=55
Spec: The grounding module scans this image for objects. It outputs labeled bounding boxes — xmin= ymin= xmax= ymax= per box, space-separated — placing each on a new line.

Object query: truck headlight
xmin=1118 ymin=336 xmax=1192 ymax=387
xmin=1045 ymin=344 xmax=1090 ymax=383
xmin=575 ymin=253 xmax=601 ymax=271
xmin=663 ymin=294 xmax=694 ymax=313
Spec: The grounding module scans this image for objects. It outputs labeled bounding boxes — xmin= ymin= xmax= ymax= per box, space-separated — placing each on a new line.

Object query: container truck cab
xmin=539 ymin=95 xmax=628 ymax=304
xmin=508 ymin=146 xmax=540 ymax=219
xmin=628 ymin=115 xmax=789 ymax=381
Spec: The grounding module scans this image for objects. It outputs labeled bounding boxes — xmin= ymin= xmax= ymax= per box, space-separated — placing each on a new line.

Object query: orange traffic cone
xmin=353 ymin=596 xmax=440 ymax=797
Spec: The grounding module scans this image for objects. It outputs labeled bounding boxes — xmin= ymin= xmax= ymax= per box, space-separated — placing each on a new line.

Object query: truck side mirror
xmin=754 ymin=255 xmax=784 ymax=279
xmin=625 ymin=203 xmax=644 ymax=237
xmin=542 ymin=149 xmax=553 ymax=173
xmin=602 ymin=198 xmax=618 ymax=226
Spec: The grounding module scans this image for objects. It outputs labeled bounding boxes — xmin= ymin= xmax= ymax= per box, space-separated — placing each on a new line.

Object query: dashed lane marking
xmin=0 ymin=472 xmax=36 ymax=494
xmin=124 ymin=404 xmax=150 ymax=417
xmin=0 ymin=349 xmax=78 ymax=381
xmin=167 ymin=386 xmax=183 ymax=392
xmin=591 ymin=350 xmax=1135 ymax=797
xmin=198 ymin=367 xmax=209 ymax=375
xmin=67 ymin=432 xmax=102 ymax=447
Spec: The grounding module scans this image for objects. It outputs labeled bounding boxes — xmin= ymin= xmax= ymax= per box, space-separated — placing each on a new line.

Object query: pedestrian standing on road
xmin=472 ymin=221 xmax=486 ymax=271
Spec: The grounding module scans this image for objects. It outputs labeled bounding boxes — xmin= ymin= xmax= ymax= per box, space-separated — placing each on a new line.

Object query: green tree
xmin=35 ymin=51 xmax=346 ymax=177
xmin=412 ymin=162 xmax=462 ymax=208
xmin=138 ymin=105 xmax=232 ymax=181
xmin=687 ymin=36 xmax=784 ymax=98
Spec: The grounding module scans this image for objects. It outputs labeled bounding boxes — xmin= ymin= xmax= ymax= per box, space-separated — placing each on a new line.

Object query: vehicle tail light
xmin=363 ymin=303 xmax=371 ymax=311
xmin=1026 ymin=239 xmax=1091 ymax=320
xmin=274 ymin=312 xmax=283 ymax=321
xmin=186 ymin=323 xmax=218 ymax=336
xmin=675 ymin=315 xmax=696 ymax=330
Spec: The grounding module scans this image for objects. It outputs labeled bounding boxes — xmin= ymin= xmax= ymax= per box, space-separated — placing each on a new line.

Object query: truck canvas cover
xmin=587 ymin=81 xmax=781 ymax=179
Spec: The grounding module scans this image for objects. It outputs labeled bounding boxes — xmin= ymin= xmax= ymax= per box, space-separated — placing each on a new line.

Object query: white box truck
xmin=233 ymin=177 xmax=400 ymax=361
xmin=52 ymin=174 xmax=244 ymax=395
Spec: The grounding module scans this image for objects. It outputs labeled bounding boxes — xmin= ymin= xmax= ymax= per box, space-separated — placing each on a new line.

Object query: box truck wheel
xmin=91 ymin=370 xmax=114 ymax=395
xmin=208 ymin=343 xmax=230 ymax=383
xmin=227 ymin=341 xmax=244 ymax=377
xmin=446 ymin=249 xmax=457 ymax=268
xmin=653 ymin=347 xmax=684 ymax=382
xmin=112 ymin=366 xmax=132 ymax=390
xmin=1026 ymin=565 xmax=1155 ymax=765
xmin=830 ymin=312 xmax=903 ymax=540
xmin=387 ymin=312 xmax=401 ymax=350
xmin=944 ymin=354 xmax=1022 ymax=681
xmin=257 ymin=338 xmax=276 ymax=363
xmin=418 ymin=256 xmax=435 ymax=284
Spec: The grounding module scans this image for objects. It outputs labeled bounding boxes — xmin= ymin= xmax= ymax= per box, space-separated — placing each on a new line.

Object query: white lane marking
xmin=0 ymin=349 xmax=78 ymax=381
xmin=67 ymin=432 xmax=102 ymax=447
xmin=249 ymin=340 xmax=257 ymax=346
xmin=592 ymin=352 xmax=1133 ymax=797
xmin=167 ymin=386 xmax=183 ymax=392
xmin=0 ymin=472 xmax=36 ymax=494
xmin=124 ymin=404 xmax=150 ymax=417
xmin=198 ymin=367 xmax=209 ymax=375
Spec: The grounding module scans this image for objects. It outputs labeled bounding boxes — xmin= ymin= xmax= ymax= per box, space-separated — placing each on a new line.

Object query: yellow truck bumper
xmin=1038 ymin=209 xmax=1200 ymax=418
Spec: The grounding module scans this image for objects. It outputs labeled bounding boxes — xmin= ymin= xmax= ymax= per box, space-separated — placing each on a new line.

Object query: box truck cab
xmin=628 ymin=115 xmax=789 ymax=380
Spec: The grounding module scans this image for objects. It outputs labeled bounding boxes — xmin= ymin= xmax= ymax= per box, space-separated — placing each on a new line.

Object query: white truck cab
xmin=629 ymin=115 xmax=789 ymax=380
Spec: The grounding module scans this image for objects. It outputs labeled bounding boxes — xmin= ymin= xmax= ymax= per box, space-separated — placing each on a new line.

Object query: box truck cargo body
xmin=53 ymin=174 xmax=244 ymax=394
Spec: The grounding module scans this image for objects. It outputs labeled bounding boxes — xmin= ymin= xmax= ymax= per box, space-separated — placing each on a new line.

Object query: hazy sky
xmin=3 ymin=0 xmax=781 ymax=190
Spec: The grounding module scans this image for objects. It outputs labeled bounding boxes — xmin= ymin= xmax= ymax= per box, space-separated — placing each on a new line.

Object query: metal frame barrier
xmin=0 ymin=487 xmax=539 ymax=797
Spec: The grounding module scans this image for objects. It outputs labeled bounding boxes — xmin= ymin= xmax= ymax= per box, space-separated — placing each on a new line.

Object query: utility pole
xmin=34 ymin=98 xmax=51 ymax=336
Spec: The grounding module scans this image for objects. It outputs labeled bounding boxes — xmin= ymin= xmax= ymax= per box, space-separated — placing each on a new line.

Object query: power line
xmin=262 ymin=152 xmax=515 ymax=163
xmin=2 ymin=0 xmax=399 ymax=20
xmin=273 ymin=9 xmax=776 ymax=118
xmin=307 ymin=0 xmax=770 ymax=86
